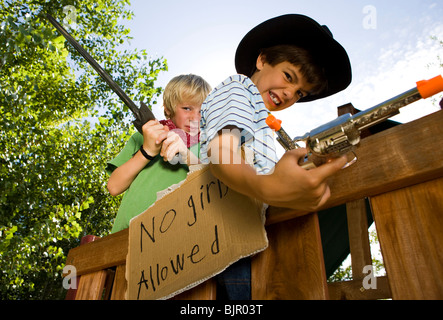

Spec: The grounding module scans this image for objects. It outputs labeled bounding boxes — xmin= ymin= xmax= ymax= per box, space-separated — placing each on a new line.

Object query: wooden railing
xmin=65 ymin=110 xmax=443 ymax=300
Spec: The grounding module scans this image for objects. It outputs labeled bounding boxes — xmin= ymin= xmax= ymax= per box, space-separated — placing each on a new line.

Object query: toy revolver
xmin=266 ymin=75 xmax=443 ymax=170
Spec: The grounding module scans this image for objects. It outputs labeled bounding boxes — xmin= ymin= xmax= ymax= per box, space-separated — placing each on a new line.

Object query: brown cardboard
xmin=126 ymin=165 xmax=268 ymax=300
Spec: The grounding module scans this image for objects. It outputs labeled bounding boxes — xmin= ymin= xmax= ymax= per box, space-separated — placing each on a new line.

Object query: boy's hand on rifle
xmin=141 ymin=120 xmax=170 ymax=157
xmin=161 ymin=131 xmax=200 ymax=165
xmin=107 ymin=120 xmax=169 ymax=197
xmin=160 ymin=131 xmax=188 ymax=163
xmin=262 ymin=148 xmax=347 ymax=212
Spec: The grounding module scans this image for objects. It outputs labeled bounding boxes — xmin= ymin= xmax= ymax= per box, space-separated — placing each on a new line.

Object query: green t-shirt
xmin=107 ymin=132 xmax=199 ymax=233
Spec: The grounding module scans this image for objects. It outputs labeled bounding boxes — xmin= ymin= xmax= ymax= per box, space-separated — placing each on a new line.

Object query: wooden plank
xmin=102 ymin=269 xmax=115 ymax=300
xmin=75 ymin=270 xmax=107 ymax=300
xmin=170 ymin=278 xmax=217 ymax=300
xmin=110 ymin=264 xmax=127 ymax=300
xmin=64 ymin=235 xmax=100 ymax=300
xmin=65 ymin=228 xmax=128 ymax=276
xmin=251 ymin=213 xmax=328 ymax=299
xmin=371 ymin=177 xmax=443 ymax=299
xmin=346 ymin=199 xmax=372 ymax=280
xmin=328 ymin=276 xmax=391 ymax=300
xmin=267 ymin=110 xmax=443 ymax=225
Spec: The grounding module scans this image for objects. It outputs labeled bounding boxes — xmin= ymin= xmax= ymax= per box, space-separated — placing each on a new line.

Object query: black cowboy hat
xmin=235 ymin=14 xmax=352 ymax=102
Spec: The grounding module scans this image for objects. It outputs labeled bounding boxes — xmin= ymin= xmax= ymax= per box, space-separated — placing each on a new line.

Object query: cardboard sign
xmin=126 ymin=165 xmax=268 ymax=300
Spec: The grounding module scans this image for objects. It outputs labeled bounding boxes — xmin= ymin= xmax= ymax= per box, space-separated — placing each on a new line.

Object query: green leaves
xmin=0 ymin=0 xmax=167 ymax=299
xmin=0 ymin=225 xmax=18 ymax=252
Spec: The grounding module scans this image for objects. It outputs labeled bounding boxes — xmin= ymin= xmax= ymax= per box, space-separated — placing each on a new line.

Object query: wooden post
xmin=65 ymin=235 xmax=100 ymax=300
xmin=75 ymin=269 xmax=108 ymax=300
xmin=346 ymin=199 xmax=372 ymax=280
xmin=171 ymin=279 xmax=217 ymax=300
xmin=110 ymin=265 xmax=127 ymax=300
xmin=252 ymin=213 xmax=329 ymax=299
xmin=371 ymin=177 xmax=443 ymax=299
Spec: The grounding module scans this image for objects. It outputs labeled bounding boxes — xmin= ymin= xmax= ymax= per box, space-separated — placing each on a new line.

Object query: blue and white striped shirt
xmin=200 ymin=75 xmax=278 ymax=174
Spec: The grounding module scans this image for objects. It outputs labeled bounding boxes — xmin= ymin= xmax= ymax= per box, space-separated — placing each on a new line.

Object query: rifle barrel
xmin=46 ymin=13 xmax=152 ymax=121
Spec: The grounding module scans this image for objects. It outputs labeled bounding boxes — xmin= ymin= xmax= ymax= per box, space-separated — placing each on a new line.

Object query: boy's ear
xmin=164 ymin=107 xmax=172 ymax=119
xmin=256 ymin=53 xmax=266 ymax=71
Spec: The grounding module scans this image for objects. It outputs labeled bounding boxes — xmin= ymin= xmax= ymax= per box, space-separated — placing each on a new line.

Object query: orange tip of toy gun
xmin=266 ymin=113 xmax=282 ymax=131
xmin=416 ymin=75 xmax=443 ymax=99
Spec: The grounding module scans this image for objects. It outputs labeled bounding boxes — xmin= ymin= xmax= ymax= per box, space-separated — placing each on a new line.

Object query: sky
xmin=121 ymin=0 xmax=443 ymax=153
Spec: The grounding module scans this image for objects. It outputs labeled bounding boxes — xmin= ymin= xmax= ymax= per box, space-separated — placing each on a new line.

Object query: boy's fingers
xmin=155 ymin=130 xmax=170 ymax=145
xmin=310 ymin=155 xmax=347 ymax=181
xmin=160 ymin=134 xmax=182 ymax=159
xmin=160 ymin=138 xmax=175 ymax=157
xmin=142 ymin=119 xmax=158 ymax=128
xmin=315 ymin=184 xmax=331 ymax=209
xmin=286 ymin=148 xmax=346 ymax=176
xmin=143 ymin=120 xmax=170 ymax=133
xmin=160 ymin=132 xmax=179 ymax=146
xmin=167 ymin=145 xmax=178 ymax=161
xmin=284 ymin=148 xmax=308 ymax=164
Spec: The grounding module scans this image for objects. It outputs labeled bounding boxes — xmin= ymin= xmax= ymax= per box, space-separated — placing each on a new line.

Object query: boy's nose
xmin=190 ymin=111 xmax=201 ymax=121
xmin=284 ymin=85 xmax=301 ymax=103
xmin=283 ymin=86 xmax=295 ymax=101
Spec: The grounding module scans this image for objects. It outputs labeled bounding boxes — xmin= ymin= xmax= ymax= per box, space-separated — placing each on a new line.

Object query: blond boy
xmin=107 ymin=74 xmax=211 ymax=233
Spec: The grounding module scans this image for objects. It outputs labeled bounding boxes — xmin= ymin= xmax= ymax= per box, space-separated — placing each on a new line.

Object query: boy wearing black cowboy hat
xmin=201 ymin=14 xmax=351 ymax=213
xmin=199 ymin=14 xmax=352 ymax=299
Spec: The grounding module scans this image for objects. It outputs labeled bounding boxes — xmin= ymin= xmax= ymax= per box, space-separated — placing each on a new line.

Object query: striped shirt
xmin=200 ymin=75 xmax=278 ymax=174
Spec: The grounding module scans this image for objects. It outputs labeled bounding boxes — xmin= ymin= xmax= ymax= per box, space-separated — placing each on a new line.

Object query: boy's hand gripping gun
xmin=266 ymin=75 xmax=443 ymax=170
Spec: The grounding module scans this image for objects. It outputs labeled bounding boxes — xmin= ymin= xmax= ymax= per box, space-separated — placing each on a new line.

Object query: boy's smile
xmin=251 ymin=56 xmax=315 ymax=112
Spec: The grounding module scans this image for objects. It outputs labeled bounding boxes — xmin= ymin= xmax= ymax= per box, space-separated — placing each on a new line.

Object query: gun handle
xmin=298 ymin=153 xmax=326 ymax=170
xmin=299 ymin=151 xmax=357 ymax=170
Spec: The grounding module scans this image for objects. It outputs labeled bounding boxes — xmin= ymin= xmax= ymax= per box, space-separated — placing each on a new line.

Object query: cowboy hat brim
xmin=235 ymin=14 xmax=352 ymax=102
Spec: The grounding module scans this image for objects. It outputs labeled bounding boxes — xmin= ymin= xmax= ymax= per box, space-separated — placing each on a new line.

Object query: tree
xmin=328 ymin=226 xmax=386 ymax=283
xmin=0 ymin=0 xmax=167 ymax=299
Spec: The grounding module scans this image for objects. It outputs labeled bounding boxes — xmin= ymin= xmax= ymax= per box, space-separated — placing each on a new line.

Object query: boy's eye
xmin=297 ymin=90 xmax=304 ymax=98
xmin=284 ymin=72 xmax=292 ymax=82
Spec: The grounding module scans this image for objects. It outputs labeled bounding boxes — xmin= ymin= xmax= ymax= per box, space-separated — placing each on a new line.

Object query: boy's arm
xmin=107 ymin=148 xmax=152 ymax=196
xmin=208 ymin=128 xmax=346 ymax=213
xmin=107 ymin=120 xmax=169 ymax=196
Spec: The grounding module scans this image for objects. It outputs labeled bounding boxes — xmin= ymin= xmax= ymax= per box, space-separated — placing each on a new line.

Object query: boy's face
xmin=251 ymin=55 xmax=316 ymax=112
xmin=168 ymin=101 xmax=201 ymax=136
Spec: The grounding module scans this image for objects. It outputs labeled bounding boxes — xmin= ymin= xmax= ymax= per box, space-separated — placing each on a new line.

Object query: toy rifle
xmin=266 ymin=75 xmax=443 ymax=169
xmin=46 ymin=14 xmax=155 ymax=133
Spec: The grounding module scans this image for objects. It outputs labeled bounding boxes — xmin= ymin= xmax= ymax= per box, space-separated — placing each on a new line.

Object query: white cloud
xmin=284 ymin=21 xmax=441 ymax=130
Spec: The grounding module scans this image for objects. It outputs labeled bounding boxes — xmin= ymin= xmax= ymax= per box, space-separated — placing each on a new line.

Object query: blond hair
xmin=163 ymin=74 xmax=212 ymax=118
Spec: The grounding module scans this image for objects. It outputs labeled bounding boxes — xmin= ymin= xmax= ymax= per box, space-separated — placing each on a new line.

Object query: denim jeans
xmin=216 ymin=257 xmax=251 ymax=300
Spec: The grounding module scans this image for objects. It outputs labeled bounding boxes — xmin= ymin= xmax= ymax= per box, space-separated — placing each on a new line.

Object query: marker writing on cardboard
xmin=187 ymin=179 xmax=229 ymax=226
xmin=139 ymin=179 xmax=228 ymax=249
xmin=137 ymin=178 xmax=228 ymax=299
xmin=137 ymin=225 xmax=220 ymax=299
